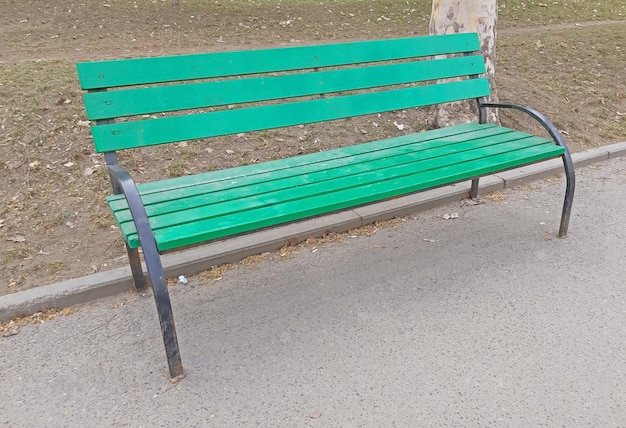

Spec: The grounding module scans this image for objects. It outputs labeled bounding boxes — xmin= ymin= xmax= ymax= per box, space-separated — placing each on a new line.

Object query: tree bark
xmin=429 ymin=0 xmax=498 ymax=127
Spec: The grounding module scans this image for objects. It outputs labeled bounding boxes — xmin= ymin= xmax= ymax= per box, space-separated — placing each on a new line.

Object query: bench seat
xmin=110 ymin=123 xmax=564 ymax=251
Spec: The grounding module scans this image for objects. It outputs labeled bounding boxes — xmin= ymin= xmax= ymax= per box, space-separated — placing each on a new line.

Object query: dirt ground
xmin=1 ymin=1 xmax=625 ymax=296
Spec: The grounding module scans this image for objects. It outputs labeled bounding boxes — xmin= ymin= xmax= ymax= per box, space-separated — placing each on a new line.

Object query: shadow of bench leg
xmin=558 ymin=152 xmax=575 ymax=237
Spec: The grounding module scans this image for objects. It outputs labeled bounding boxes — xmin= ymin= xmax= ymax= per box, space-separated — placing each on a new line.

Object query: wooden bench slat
xmin=114 ymin=132 xmax=543 ymax=228
xmin=133 ymin=142 xmax=564 ymax=251
xmin=108 ymin=122 xmax=496 ymax=206
xmin=109 ymin=125 xmax=516 ymax=218
xmin=132 ymin=136 xmax=551 ymax=229
xmin=83 ymin=56 xmax=486 ymax=120
xmin=112 ymin=128 xmax=563 ymax=250
xmin=92 ymin=78 xmax=491 ymax=152
xmin=77 ymin=33 xmax=480 ymax=90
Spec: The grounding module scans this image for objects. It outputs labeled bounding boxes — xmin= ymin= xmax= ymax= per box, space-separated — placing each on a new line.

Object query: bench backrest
xmin=77 ymin=33 xmax=489 ymax=153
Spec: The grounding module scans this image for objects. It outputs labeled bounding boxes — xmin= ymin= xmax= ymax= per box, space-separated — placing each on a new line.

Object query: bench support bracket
xmin=478 ymin=101 xmax=575 ymax=237
xmin=470 ymin=178 xmax=480 ymax=200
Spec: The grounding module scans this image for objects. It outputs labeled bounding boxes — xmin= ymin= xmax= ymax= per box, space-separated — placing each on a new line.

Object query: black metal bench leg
xmin=143 ymin=241 xmax=185 ymax=382
xmin=558 ymin=152 xmax=576 ymax=237
xmin=477 ymin=102 xmax=576 ymax=238
xmin=470 ymin=178 xmax=479 ymax=200
xmin=125 ymin=243 xmax=147 ymax=290
xmin=126 ymin=245 xmax=184 ymax=378
xmin=107 ymin=163 xmax=185 ymax=381
xmin=142 ymin=239 xmax=185 ymax=382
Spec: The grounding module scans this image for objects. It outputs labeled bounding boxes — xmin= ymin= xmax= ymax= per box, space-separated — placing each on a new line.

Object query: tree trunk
xmin=429 ymin=0 xmax=498 ymax=127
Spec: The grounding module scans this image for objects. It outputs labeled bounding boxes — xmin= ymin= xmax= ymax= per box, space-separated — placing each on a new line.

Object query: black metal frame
xmin=104 ymin=151 xmax=185 ymax=382
xmin=473 ymin=98 xmax=575 ymax=237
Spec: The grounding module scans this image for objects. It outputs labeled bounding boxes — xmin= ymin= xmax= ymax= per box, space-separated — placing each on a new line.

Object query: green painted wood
xmin=112 ymin=128 xmax=564 ymax=249
xmin=130 ymin=142 xmax=564 ymax=250
xmin=80 ymin=35 xmax=564 ymax=252
xmin=114 ymin=133 xmax=548 ymax=229
xmin=77 ymin=33 xmax=480 ymax=89
xmin=117 ymin=122 xmax=494 ymax=198
xmin=108 ymin=122 xmax=497 ymax=207
xmin=128 ymin=138 xmax=553 ymax=231
xmin=83 ymin=56 xmax=486 ymax=120
xmin=92 ymin=78 xmax=491 ymax=152
xmin=109 ymin=125 xmax=521 ymax=220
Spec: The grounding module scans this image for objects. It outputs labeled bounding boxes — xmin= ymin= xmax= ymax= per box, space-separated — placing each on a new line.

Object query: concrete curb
xmin=1 ymin=142 xmax=624 ymax=322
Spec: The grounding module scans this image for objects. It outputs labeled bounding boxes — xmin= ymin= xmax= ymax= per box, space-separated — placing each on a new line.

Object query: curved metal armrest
xmin=107 ymin=164 xmax=154 ymax=248
xmin=480 ymin=101 xmax=575 ymax=237
xmin=479 ymin=102 xmax=570 ymax=153
xmin=108 ymin=163 xmax=137 ymax=196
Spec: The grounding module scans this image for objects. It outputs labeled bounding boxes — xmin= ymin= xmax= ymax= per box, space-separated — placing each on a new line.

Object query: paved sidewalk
xmin=1 ymin=155 xmax=625 ymax=427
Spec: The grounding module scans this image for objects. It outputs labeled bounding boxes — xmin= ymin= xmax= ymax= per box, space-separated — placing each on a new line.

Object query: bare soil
xmin=1 ymin=1 xmax=625 ymax=296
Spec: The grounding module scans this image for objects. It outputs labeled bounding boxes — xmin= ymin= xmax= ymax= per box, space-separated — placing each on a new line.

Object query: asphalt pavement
xmin=1 ymin=155 xmax=625 ymax=427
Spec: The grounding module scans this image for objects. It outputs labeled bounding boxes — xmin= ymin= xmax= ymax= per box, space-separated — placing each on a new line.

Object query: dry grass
xmin=1 ymin=0 xmax=624 ymax=296
xmin=483 ymin=191 xmax=507 ymax=202
xmin=0 ymin=307 xmax=75 ymax=337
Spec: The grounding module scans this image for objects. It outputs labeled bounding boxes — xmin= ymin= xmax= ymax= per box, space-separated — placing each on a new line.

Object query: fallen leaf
xmin=3 ymin=327 xmax=19 ymax=337
xmin=308 ymin=410 xmax=322 ymax=419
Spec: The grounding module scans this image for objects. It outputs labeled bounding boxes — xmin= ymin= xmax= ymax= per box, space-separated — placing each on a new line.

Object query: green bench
xmin=76 ymin=33 xmax=575 ymax=381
